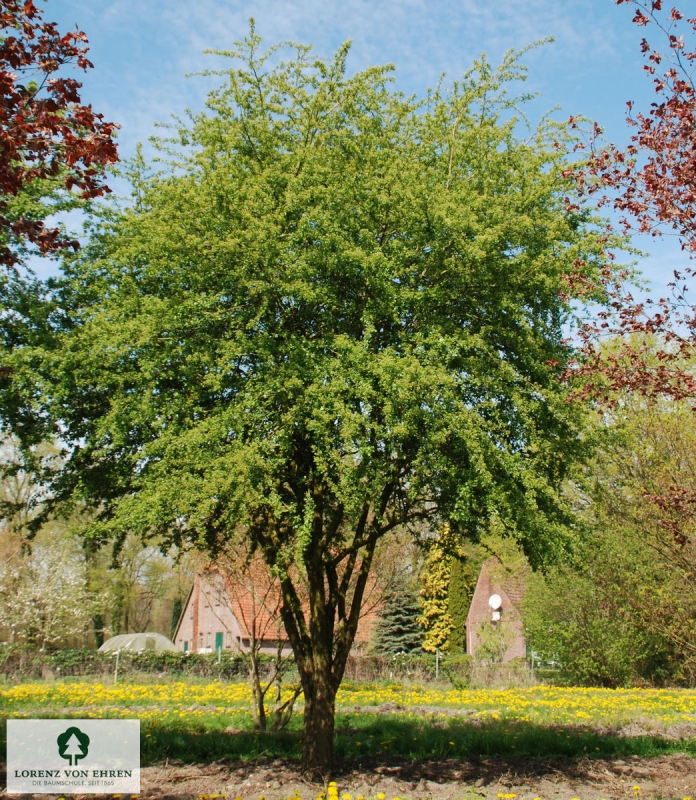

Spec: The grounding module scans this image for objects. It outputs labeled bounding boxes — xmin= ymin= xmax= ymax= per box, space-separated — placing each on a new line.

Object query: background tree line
xmin=0 ymin=440 xmax=194 ymax=649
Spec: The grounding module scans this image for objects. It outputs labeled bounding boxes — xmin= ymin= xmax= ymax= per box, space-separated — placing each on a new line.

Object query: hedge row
xmin=348 ymin=654 xmax=536 ymax=686
xmin=0 ymin=644 xmax=254 ymax=679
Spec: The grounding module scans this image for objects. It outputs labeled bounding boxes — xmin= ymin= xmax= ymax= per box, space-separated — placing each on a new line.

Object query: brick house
xmin=174 ymin=564 xmax=378 ymax=655
xmin=173 ymin=566 xmax=287 ymax=655
xmin=465 ymin=557 xmax=526 ymax=661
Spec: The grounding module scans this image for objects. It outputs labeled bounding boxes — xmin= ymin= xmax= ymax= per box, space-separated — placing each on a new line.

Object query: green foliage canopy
xmin=523 ymin=530 xmax=673 ymax=687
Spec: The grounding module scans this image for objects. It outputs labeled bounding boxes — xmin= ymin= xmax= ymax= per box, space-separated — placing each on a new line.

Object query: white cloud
xmin=54 ymin=0 xmax=645 ymax=158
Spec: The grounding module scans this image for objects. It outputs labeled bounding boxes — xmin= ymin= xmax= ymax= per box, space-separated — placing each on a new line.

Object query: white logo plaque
xmin=7 ymin=719 xmax=140 ymax=794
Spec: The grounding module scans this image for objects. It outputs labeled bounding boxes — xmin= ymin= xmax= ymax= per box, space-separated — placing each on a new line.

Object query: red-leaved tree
xmin=569 ymin=1 xmax=696 ymax=404
xmin=0 ymin=0 xmax=118 ymax=266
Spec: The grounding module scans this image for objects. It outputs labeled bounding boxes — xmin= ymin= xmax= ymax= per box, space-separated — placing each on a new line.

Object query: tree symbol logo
xmin=57 ymin=726 xmax=90 ymax=766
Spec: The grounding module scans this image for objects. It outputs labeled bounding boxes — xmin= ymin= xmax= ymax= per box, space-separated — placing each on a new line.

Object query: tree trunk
xmin=273 ymin=514 xmax=380 ymax=777
xmin=300 ymin=667 xmax=336 ymax=779
xmin=250 ymin=661 xmax=267 ymax=730
xmin=93 ymin=614 xmax=105 ymax=649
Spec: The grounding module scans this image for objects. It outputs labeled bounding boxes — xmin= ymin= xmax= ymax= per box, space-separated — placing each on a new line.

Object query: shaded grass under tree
xmin=1 ymin=710 xmax=695 ymax=767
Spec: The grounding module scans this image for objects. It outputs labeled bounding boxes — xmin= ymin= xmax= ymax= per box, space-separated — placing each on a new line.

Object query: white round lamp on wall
xmin=488 ymin=593 xmax=502 ymax=622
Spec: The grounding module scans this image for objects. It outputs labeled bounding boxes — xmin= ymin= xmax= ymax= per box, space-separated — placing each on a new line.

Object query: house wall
xmin=465 ymin=559 xmax=526 ymax=662
xmin=176 ymin=572 xmax=245 ymax=653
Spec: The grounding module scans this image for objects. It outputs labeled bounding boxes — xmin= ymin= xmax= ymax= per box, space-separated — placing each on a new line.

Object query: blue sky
xmin=39 ymin=0 xmax=688 ymax=289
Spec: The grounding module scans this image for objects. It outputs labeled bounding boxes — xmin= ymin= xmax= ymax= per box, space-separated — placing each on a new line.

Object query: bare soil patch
xmin=2 ymin=754 xmax=696 ymax=799
xmin=134 ymin=753 xmax=696 ymax=800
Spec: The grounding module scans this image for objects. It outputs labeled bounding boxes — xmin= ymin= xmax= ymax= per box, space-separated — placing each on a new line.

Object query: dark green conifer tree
xmin=372 ymin=587 xmax=423 ymax=655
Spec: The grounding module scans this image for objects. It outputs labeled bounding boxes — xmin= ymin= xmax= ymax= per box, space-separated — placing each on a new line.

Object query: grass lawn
xmin=1 ymin=680 xmax=696 ymax=766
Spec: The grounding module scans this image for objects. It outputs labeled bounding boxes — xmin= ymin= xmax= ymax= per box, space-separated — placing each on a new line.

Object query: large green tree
xmin=0 ymin=31 xmax=618 ymax=773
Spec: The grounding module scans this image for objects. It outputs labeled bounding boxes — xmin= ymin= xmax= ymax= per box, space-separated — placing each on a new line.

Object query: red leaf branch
xmin=0 ymin=0 xmax=118 ymax=265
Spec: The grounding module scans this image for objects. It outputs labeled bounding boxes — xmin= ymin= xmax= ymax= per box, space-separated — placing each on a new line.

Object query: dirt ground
xmin=2 ymin=754 xmax=696 ymax=799
xmin=61 ymin=753 xmax=695 ymax=800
